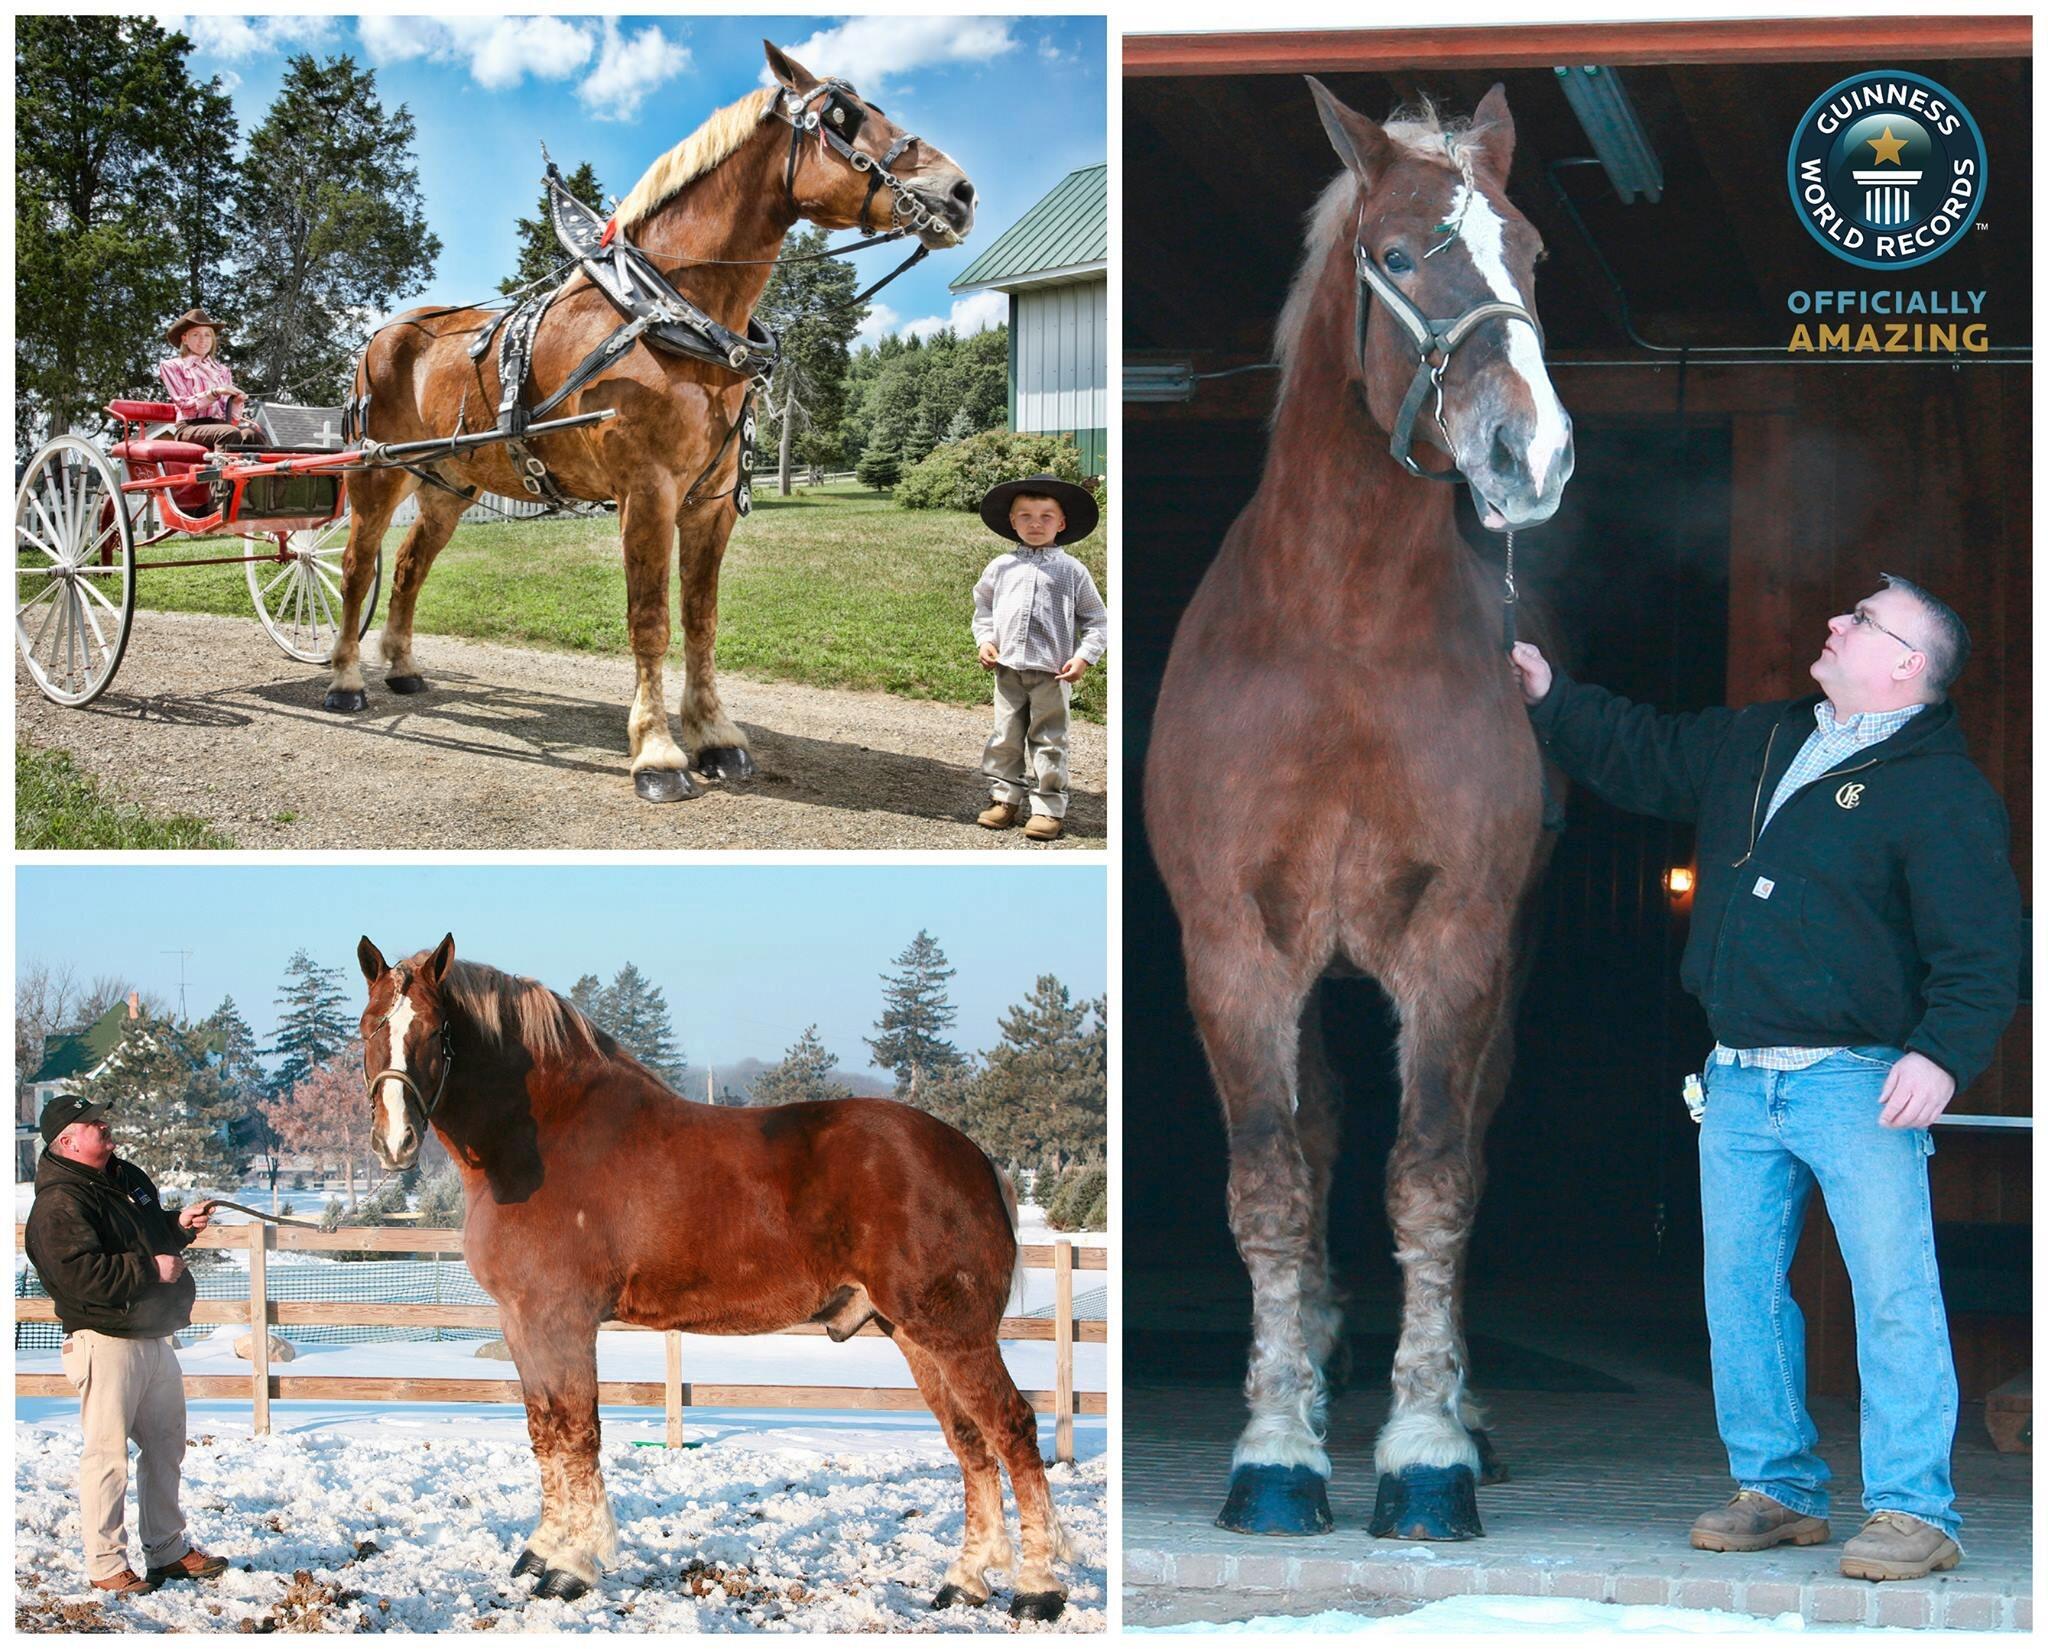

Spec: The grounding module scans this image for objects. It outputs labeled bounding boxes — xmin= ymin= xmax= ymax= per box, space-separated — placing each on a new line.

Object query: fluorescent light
xmin=1123 ymin=360 xmax=1195 ymax=403
xmin=1555 ymin=65 xmax=1663 ymax=205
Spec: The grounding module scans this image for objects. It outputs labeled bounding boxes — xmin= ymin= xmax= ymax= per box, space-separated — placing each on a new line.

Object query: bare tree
xmin=16 ymin=959 xmax=82 ymax=1095
xmin=260 ymin=1043 xmax=373 ymax=1207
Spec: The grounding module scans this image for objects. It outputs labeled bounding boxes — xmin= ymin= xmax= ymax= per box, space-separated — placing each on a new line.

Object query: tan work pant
xmin=982 ymin=666 xmax=1071 ymax=818
xmin=60 ymin=1330 xmax=191 ymax=1582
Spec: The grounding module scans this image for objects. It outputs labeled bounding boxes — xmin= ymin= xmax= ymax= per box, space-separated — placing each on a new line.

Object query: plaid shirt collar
xmin=1810 ymin=699 xmax=1924 ymax=746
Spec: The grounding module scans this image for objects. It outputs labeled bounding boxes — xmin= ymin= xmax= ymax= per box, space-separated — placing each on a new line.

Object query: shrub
xmin=1044 ymin=1164 xmax=1107 ymax=1232
xmin=416 ymin=1167 xmax=465 ymax=1228
xmin=894 ymin=430 xmax=1085 ymax=514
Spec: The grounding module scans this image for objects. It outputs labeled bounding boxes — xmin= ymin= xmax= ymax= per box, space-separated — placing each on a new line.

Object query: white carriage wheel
xmin=244 ymin=507 xmax=381 ymax=664
xmin=13 ymin=436 xmax=137 ymax=707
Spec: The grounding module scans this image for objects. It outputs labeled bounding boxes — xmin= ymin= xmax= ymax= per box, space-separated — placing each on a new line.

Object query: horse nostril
xmin=1490 ymin=428 xmax=1519 ymax=479
xmin=949 ymin=178 xmax=974 ymax=205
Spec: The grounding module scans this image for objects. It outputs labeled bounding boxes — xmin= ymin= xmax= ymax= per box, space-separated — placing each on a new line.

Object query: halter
xmin=364 ymin=986 xmax=455 ymax=1126
xmin=777 ymin=80 xmax=954 ymax=242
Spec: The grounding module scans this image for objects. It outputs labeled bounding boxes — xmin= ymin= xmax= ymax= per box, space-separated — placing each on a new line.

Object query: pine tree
xmin=577 ymin=963 xmax=684 ymax=1084
xmin=88 ymin=1017 xmax=249 ymax=1189
xmin=269 ymin=949 xmax=353 ymax=1099
xmin=502 ymin=160 xmax=603 ymax=295
xmin=205 ymin=994 xmax=272 ymax=1196
xmin=855 ymin=431 xmax=901 ymax=491
xmin=749 ymin=1026 xmax=854 ymax=1107
xmin=568 ymin=973 xmax=606 ymax=1021
xmin=962 ymin=976 xmax=1106 ymax=1165
xmin=867 ymin=930 xmax=965 ymax=1100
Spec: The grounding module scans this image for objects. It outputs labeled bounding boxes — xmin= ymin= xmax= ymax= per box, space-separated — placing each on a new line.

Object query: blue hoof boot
xmin=1369 ymin=1464 xmax=1483 ymax=1540
xmin=532 ymin=1567 xmax=590 ymax=1601
xmin=1473 ymin=1427 xmax=1510 ymax=1486
xmin=1216 ymin=1465 xmax=1334 ymax=1535
xmin=510 ymin=1548 xmax=544 ymax=1579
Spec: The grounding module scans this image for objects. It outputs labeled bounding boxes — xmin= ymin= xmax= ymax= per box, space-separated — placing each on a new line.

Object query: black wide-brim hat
xmin=979 ymin=474 xmax=1099 ymax=546
xmin=40 ymin=1093 xmax=109 ymax=1146
xmin=165 ymin=307 xmax=227 ymax=347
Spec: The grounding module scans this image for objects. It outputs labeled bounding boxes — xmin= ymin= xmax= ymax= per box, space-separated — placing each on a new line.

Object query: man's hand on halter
xmin=1878 ymin=1052 xmax=1956 ymax=1130
xmin=1509 ymin=642 xmax=1553 ymax=705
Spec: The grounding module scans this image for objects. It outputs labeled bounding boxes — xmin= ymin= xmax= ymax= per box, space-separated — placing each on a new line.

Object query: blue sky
xmin=163 ymin=13 xmax=1106 ymax=346
xmin=17 ymin=864 xmax=1106 ymax=1079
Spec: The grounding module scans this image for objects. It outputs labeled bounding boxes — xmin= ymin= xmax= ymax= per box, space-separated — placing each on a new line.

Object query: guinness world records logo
xmin=1787 ymin=70 xmax=1986 ymax=270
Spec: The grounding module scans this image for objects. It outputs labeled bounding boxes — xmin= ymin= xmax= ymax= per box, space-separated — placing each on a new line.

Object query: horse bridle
xmin=364 ymin=987 xmax=455 ymax=1128
xmin=778 ymin=79 xmax=955 ymax=242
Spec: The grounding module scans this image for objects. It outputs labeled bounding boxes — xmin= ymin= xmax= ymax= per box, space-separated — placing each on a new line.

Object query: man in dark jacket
xmin=1510 ymin=575 xmax=2020 ymax=1583
xmin=24 ymin=1095 xmax=232 ymax=1596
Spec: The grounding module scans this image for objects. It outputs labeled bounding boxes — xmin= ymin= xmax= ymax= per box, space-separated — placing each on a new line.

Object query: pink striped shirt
xmin=156 ymin=353 xmax=241 ymax=422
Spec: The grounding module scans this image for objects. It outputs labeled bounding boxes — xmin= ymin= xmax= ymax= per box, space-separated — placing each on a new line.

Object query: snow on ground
xmin=1136 ymin=1597 xmax=1961 ymax=1636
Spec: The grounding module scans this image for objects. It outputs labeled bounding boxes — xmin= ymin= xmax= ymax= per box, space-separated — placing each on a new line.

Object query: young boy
xmin=971 ymin=474 xmax=1109 ymax=842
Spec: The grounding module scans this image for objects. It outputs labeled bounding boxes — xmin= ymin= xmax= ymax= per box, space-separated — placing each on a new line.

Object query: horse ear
xmin=423 ymin=933 xmax=456 ymax=987
xmin=1307 ymin=77 xmax=1393 ymax=188
xmin=764 ymin=41 xmax=819 ymax=95
xmin=1468 ymin=83 xmax=1517 ymax=181
xmin=358 ymin=937 xmax=388 ymax=985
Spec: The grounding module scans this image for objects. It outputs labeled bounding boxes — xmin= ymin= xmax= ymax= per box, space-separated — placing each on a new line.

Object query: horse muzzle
xmin=1460 ymin=411 xmax=1574 ymax=531
xmin=913 ymin=172 xmax=976 ymax=244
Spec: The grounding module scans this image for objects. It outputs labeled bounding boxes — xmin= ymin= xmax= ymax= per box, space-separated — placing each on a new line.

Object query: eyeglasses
xmin=1848 ymin=606 xmax=1922 ymax=653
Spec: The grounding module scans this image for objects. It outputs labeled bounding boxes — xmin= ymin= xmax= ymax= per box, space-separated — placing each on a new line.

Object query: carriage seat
xmin=110 ymin=438 xmax=209 ymax=465
xmin=110 ymin=399 xmax=179 ymax=424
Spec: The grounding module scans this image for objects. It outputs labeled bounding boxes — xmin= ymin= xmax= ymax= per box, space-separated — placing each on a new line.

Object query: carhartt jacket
xmin=24 ymin=1150 xmax=197 ymax=1338
xmin=1529 ymin=676 xmax=2022 ymax=1090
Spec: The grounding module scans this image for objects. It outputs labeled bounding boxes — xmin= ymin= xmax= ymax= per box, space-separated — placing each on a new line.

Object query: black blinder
xmin=823 ymin=92 xmax=867 ymax=143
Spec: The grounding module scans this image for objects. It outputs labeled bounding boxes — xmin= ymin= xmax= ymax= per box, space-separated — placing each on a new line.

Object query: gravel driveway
xmin=17 ymin=612 xmax=1108 ymax=851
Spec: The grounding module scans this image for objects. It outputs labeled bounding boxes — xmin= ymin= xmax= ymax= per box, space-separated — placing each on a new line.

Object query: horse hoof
xmin=1473 ymin=1427 xmax=1510 ymax=1486
xmin=322 ymin=689 xmax=367 ymax=713
xmin=1368 ymin=1464 xmax=1484 ymax=1540
xmin=634 ymin=767 xmax=702 ymax=803
xmin=386 ymin=674 xmax=427 ymax=695
xmin=510 ymin=1548 xmax=545 ymax=1580
xmin=930 ymin=1584 xmax=987 ymax=1610
xmin=532 ymin=1568 xmax=590 ymax=1601
xmin=1216 ymin=1464 xmax=1334 ymax=1536
xmin=1008 ymin=1591 xmax=1066 ymax=1622
xmin=695 ymin=745 xmax=757 ymax=781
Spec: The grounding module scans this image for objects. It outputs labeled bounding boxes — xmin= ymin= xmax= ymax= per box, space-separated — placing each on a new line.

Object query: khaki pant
xmin=983 ymin=666 xmax=1071 ymax=818
xmin=60 ymin=1330 xmax=190 ymax=1582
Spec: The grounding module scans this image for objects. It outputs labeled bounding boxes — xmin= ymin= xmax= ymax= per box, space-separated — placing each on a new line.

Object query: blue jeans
xmin=1698 ymin=1048 xmax=1959 ymax=1538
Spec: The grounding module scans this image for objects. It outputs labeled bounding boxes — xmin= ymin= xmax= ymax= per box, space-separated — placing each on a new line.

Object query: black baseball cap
xmin=39 ymin=1094 xmax=110 ymax=1146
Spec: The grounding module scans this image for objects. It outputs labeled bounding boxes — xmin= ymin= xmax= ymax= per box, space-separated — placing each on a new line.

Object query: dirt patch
xmin=17 ymin=612 xmax=1107 ymax=850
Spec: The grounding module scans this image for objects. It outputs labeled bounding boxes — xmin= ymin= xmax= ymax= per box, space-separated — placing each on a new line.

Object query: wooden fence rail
xmin=14 ymin=1227 xmax=1106 ymax=1461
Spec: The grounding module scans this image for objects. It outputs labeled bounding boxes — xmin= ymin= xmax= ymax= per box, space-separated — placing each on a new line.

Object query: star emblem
xmin=1866 ymin=126 xmax=1909 ymax=166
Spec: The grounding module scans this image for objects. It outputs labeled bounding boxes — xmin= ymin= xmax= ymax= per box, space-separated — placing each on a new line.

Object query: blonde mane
xmin=440 ymin=958 xmax=601 ymax=1066
xmin=1272 ymin=98 xmax=1493 ymax=401
xmin=613 ymin=87 xmax=778 ymax=232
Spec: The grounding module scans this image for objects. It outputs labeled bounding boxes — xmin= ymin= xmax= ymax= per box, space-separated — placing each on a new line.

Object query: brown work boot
xmin=1022 ymin=813 xmax=1063 ymax=842
xmin=91 ymin=1568 xmax=161 ymax=1595
xmin=977 ymin=801 xmax=1020 ymax=830
xmin=146 ymin=1547 xmax=229 ymax=1584
xmin=1839 ymin=1511 xmax=1959 ymax=1581
xmin=1689 ymin=1490 xmax=1830 ymax=1552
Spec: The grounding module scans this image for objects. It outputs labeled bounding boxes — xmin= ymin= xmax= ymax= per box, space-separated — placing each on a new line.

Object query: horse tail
xmin=997 ymin=1166 xmax=1025 ymax=1316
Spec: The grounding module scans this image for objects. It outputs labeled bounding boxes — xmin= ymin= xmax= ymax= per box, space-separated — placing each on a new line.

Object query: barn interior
xmin=1122 ymin=17 xmax=2030 ymax=1623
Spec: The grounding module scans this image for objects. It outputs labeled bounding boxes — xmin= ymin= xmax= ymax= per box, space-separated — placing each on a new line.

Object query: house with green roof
xmin=18 ymin=996 xmax=140 ymax=1180
xmin=950 ymin=164 xmax=1107 ymax=477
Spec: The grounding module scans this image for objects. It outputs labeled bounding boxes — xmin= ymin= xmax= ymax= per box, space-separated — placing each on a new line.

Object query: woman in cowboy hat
xmin=969 ymin=473 xmax=1108 ymax=843
xmin=156 ymin=309 xmax=261 ymax=448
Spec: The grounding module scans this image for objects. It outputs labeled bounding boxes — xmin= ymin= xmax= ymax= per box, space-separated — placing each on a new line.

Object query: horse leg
xmin=322 ymin=470 xmax=408 ymax=712
xmin=941 ymin=1344 xmax=1068 ymax=1621
xmin=505 ymin=1312 xmax=613 ymax=1599
xmin=675 ymin=510 xmax=753 ymax=780
xmin=1451 ymin=989 xmax=1520 ymax=1487
xmin=619 ymin=484 xmax=700 ymax=803
xmin=1370 ymin=954 xmax=1515 ymax=1541
xmin=1186 ymin=938 xmax=1331 ymax=1535
xmin=898 ymin=1335 xmax=1010 ymax=1610
xmin=1297 ymin=984 xmax=1349 ymax=1394
xmin=377 ymin=480 xmax=467 ymax=694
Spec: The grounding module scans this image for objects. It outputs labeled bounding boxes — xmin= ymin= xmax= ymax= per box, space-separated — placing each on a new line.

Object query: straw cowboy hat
xmin=979 ymin=474 xmax=1099 ymax=546
xmin=164 ymin=308 xmax=227 ymax=347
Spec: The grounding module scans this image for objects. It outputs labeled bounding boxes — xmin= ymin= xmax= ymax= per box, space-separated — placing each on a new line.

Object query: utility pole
xmin=162 ymin=950 xmax=193 ymax=1022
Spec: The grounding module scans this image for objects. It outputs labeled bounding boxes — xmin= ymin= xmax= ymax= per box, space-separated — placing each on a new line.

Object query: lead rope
xmin=1501 ymin=530 xmax=1518 ymax=650
xmin=190 ymin=1197 xmax=324 ymax=1230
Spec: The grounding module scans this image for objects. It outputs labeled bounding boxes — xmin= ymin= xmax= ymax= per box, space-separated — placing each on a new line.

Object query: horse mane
xmin=1272 ymin=97 xmax=1493 ymax=405
xmin=440 ymin=958 xmax=602 ymax=1066
xmin=613 ymin=87 xmax=778 ymax=233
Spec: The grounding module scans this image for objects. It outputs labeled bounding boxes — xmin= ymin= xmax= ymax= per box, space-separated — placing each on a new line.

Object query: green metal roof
xmin=29 ymin=1002 xmax=133 ymax=1085
xmin=950 ymin=165 xmax=1107 ymax=293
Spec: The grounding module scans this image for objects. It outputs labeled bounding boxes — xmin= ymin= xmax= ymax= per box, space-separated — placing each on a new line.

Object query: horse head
xmin=358 ymin=933 xmax=457 ymax=1170
xmin=1308 ymin=78 xmax=1573 ymax=529
xmin=765 ymin=41 xmax=976 ymax=247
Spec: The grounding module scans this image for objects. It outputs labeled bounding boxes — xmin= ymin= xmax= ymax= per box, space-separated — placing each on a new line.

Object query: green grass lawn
xmin=130 ymin=484 xmax=1109 ymax=720
xmin=16 ymin=742 xmax=236 ymax=849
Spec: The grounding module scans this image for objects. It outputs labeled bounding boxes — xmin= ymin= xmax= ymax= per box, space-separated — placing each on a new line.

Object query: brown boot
xmin=1839 ymin=1511 xmax=1959 ymax=1581
xmin=977 ymin=801 xmax=1020 ymax=830
xmin=146 ymin=1547 xmax=229 ymax=1583
xmin=90 ymin=1569 xmax=161 ymax=1595
xmin=1689 ymin=1491 xmax=1830 ymax=1553
xmin=1022 ymin=814 xmax=1063 ymax=842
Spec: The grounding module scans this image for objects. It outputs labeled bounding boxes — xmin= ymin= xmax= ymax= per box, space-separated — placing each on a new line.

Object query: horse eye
xmin=1383 ymin=248 xmax=1413 ymax=274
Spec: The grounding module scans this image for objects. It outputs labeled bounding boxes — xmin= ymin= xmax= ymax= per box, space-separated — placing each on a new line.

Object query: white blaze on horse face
xmin=377 ymin=995 xmax=417 ymax=1158
xmin=1446 ymin=185 xmax=1572 ymax=493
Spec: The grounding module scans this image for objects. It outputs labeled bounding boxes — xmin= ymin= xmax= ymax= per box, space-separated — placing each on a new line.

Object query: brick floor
xmin=1124 ymin=1273 xmax=2031 ymax=1630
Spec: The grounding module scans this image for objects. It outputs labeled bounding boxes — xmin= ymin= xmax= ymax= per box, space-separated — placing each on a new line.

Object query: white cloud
xmin=891 ymin=290 xmax=1009 ymax=345
xmin=169 ymin=14 xmax=335 ymax=60
xmin=1038 ymin=35 xmax=1065 ymax=63
xmin=355 ymin=17 xmax=593 ymax=89
xmin=578 ymin=20 xmax=691 ymax=123
xmin=853 ymin=303 xmax=903 ymax=349
xmin=767 ymin=16 xmax=1016 ymax=96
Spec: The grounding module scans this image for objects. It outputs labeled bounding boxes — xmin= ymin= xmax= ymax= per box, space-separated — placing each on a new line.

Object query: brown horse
xmin=355 ymin=935 xmax=1069 ymax=1617
xmin=326 ymin=43 xmax=975 ymax=803
xmin=1144 ymin=82 xmax=1574 ymax=1540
